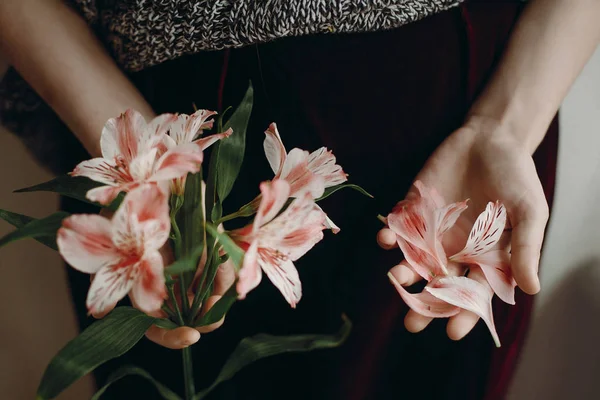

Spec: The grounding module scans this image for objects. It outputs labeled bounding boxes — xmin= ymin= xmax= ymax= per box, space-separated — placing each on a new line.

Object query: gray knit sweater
xmin=0 ymin=0 xmax=465 ymax=171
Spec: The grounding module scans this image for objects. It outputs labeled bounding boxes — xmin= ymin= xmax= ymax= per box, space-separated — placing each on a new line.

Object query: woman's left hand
xmin=377 ymin=115 xmax=549 ymax=340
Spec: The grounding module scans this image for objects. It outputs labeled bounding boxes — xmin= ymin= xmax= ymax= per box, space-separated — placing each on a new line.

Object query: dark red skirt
xmin=63 ymin=2 xmax=557 ymax=399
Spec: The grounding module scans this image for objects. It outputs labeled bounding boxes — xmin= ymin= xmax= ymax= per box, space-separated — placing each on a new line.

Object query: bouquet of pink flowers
xmin=0 ymin=84 xmax=364 ymax=399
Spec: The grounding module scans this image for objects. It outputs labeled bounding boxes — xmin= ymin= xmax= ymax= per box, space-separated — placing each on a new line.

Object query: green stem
xmin=182 ymin=346 xmax=195 ymax=400
xmin=215 ymin=198 xmax=258 ymax=225
xmin=170 ymin=209 xmax=190 ymax=316
xmin=187 ymin=249 xmax=212 ymax=324
xmin=161 ymin=304 xmax=177 ymax=321
xmin=168 ymin=285 xmax=184 ymax=326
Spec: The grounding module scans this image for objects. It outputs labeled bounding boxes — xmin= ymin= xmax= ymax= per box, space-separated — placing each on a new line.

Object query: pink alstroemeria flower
xmin=72 ymin=109 xmax=204 ymax=204
xmin=161 ymin=109 xmax=233 ymax=195
xmin=57 ymin=185 xmax=170 ymax=314
xmin=386 ymin=181 xmax=514 ymax=346
xmin=230 ymin=179 xmax=326 ymax=308
xmin=387 ymin=181 xmax=469 ymax=280
xmin=264 ymin=123 xmax=347 ymax=232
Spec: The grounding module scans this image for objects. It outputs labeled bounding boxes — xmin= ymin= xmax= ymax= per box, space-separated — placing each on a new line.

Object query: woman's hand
xmin=377 ymin=115 xmax=549 ymax=340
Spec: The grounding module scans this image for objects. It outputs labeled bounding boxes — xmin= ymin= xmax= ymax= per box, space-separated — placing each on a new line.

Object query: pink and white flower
xmin=230 ymin=179 xmax=326 ymax=307
xmin=71 ymin=109 xmax=204 ymax=204
xmin=57 ymin=184 xmax=170 ymax=314
xmin=386 ymin=181 xmax=514 ymax=346
xmin=161 ymin=109 xmax=233 ymax=195
xmin=264 ymin=123 xmax=347 ymax=232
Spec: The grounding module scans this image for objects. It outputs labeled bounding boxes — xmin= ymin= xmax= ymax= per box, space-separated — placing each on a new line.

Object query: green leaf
xmin=195 ymin=285 xmax=237 ymax=327
xmin=205 ymin=224 xmax=244 ymax=270
xmin=37 ymin=307 xmax=156 ymax=400
xmin=216 ymin=82 xmax=254 ymax=202
xmin=164 ymin=246 xmax=204 ymax=276
xmin=315 ymin=183 xmax=373 ymax=202
xmin=179 ymin=173 xmax=205 ymax=257
xmin=14 ymin=175 xmax=123 ymax=210
xmin=0 ymin=209 xmax=35 ymax=228
xmin=91 ymin=366 xmax=181 ymax=400
xmin=0 ymin=211 xmax=69 ymax=250
xmin=194 ymin=315 xmax=352 ymax=399
xmin=153 ymin=318 xmax=179 ymax=330
xmin=0 ymin=209 xmax=58 ymax=250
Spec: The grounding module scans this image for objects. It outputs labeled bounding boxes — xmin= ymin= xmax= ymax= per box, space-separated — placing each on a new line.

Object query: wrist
xmin=466 ymin=83 xmax=556 ymax=155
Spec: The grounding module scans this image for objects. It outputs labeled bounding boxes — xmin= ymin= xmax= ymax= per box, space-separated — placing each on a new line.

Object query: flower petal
xmin=264 ymin=123 xmax=287 ymax=176
xmin=86 ymin=262 xmax=138 ymax=315
xmin=170 ymin=109 xmax=217 ymax=145
xmin=414 ymin=180 xmax=445 ymax=208
xmin=471 ymin=250 xmax=516 ymax=305
xmin=314 ymin=204 xmax=340 ymax=234
xmin=112 ymin=185 xmax=170 ymax=253
xmin=451 ymin=201 xmax=507 ymax=262
xmin=396 ymin=237 xmax=447 ymax=281
xmin=436 ymin=200 xmax=469 ymax=236
xmin=259 ymin=256 xmax=302 ymax=308
xmin=149 ymin=143 xmax=203 ymax=182
xmin=71 ymin=158 xmax=130 ymax=186
xmin=306 ymin=147 xmax=348 ymax=188
xmin=130 ymin=250 xmax=167 ymax=313
xmin=237 ymin=241 xmax=263 ymax=299
xmin=388 ymin=199 xmax=438 ymax=259
xmin=147 ymin=113 xmax=178 ymax=138
xmin=193 ymin=128 xmax=233 ymax=151
xmin=255 ymin=179 xmax=291 ymax=228
xmin=281 ymin=149 xmax=326 ymax=199
xmin=86 ymin=185 xmax=125 ymax=205
xmin=425 ymin=276 xmax=501 ymax=347
xmin=101 ymin=109 xmax=147 ymax=162
xmin=278 ymin=198 xmax=326 ymax=260
xmin=57 ymin=215 xmax=119 ymax=274
xmin=387 ymin=271 xmax=460 ymax=318
xmin=129 ymin=147 xmax=159 ymax=182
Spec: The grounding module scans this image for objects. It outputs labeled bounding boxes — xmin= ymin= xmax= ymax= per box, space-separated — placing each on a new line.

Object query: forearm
xmin=0 ymin=0 xmax=154 ymax=157
xmin=468 ymin=0 xmax=600 ymax=153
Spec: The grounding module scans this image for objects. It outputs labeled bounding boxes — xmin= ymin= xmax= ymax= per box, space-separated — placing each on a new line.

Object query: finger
xmin=404 ymin=310 xmax=433 ymax=333
xmin=377 ymin=228 xmax=398 ymax=250
xmin=212 ymin=259 xmax=237 ymax=296
xmin=509 ymin=197 xmax=549 ymax=295
xmin=389 ymin=261 xmax=421 ymax=286
xmin=196 ymin=295 xmax=226 ymax=333
xmin=145 ymin=325 xmax=201 ymax=350
xmin=446 ymin=267 xmax=487 ymax=340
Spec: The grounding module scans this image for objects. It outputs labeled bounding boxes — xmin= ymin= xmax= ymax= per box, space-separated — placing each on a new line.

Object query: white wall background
xmin=507 ymin=42 xmax=600 ymax=400
xmin=0 ymin=47 xmax=599 ymax=400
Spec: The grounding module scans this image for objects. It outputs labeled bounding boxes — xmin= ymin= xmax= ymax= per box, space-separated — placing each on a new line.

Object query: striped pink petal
xmin=307 ymin=147 xmax=348 ymax=188
xmin=237 ymin=241 xmax=262 ymax=299
xmin=149 ymin=143 xmax=203 ymax=182
xmin=260 ymin=257 xmax=302 ymax=308
xmin=425 ymin=276 xmax=501 ymax=347
xmin=130 ymin=250 xmax=167 ymax=313
xmin=469 ymin=250 xmax=516 ymax=305
xmin=450 ymin=201 xmax=507 ymax=262
xmin=388 ymin=271 xmax=460 ymax=318
xmin=264 ymin=123 xmax=287 ymax=175
xmin=193 ymin=128 xmax=233 ymax=151
xmin=57 ymin=214 xmax=119 ymax=274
